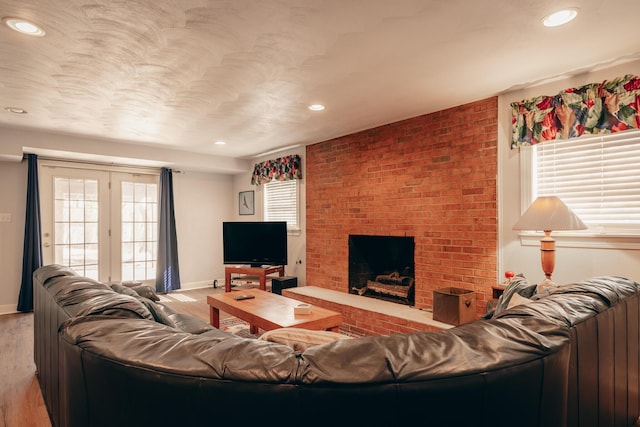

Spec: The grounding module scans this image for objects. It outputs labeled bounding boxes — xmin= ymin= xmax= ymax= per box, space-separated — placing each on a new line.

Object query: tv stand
xmin=224 ymin=265 xmax=285 ymax=292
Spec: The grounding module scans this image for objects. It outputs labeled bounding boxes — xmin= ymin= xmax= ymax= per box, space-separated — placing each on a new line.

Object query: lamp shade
xmin=513 ymin=196 xmax=587 ymax=231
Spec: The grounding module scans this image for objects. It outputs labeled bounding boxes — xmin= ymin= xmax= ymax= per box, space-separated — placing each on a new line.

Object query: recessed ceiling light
xmin=542 ymin=8 xmax=578 ymax=27
xmin=308 ymin=104 xmax=325 ymax=111
xmin=2 ymin=17 xmax=46 ymax=36
xmin=5 ymin=107 xmax=28 ymax=114
xmin=214 ymin=140 xmax=226 ymax=145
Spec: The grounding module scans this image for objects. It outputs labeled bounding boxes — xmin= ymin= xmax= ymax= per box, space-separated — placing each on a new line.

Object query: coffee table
xmin=207 ymin=289 xmax=342 ymax=334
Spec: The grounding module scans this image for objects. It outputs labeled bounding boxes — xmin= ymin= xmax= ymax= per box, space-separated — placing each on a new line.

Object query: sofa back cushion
xmin=45 ymin=275 xmax=154 ymax=321
xmin=58 ymin=313 xmax=571 ymax=427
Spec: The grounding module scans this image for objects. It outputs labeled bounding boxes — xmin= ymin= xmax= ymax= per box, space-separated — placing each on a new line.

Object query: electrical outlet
xmin=0 ymin=213 xmax=11 ymax=223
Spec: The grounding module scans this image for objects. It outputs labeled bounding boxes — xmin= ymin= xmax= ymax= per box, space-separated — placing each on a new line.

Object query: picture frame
xmin=239 ymin=190 xmax=255 ymax=215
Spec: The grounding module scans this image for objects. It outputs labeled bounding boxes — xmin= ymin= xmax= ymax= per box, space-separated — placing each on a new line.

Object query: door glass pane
xmin=85 ymin=223 xmax=98 ymax=244
xmin=70 ymin=200 xmax=84 ymax=222
xmin=122 ymin=262 xmax=133 ymax=282
xmin=122 ymin=222 xmax=133 ymax=242
xmin=85 ymin=244 xmax=99 ymax=265
xmin=134 ymin=242 xmax=145 ymax=261
xmin=146 ymin=261 xmax=156 ymax=279
xmin=122 ymin=242 xmax=134 ymax=262
xmin=121 ymin=181 xmax=158 ymax=281
xmin=69 ymin=244 xmax=85 ymax=267
xmin=134 ymin=223 xmax=145 ymax=242
xmin=53 ymin=177 xmax=99 ymax=280
xmin=86 ymin=201 xmax=98 ymax=222
xmin=69 ymin=223 xmax=84 ymax=244
xmin=122 ymin=201 xmax=134 ymax=221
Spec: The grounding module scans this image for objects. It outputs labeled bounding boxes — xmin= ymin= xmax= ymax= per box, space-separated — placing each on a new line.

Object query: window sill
xmin=518 ymin=232 xmax=640 ymax=250
xmin=287 ymin=228 xmax=302 ymax=237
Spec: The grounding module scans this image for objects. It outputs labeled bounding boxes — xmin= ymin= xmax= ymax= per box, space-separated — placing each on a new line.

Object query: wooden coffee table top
xmin=207 ymin=289 xmax=342 ymax=333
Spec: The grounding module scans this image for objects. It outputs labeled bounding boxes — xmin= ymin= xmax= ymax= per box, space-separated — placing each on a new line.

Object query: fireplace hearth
xmin=348 ymin=235 xmax=415 ymax=305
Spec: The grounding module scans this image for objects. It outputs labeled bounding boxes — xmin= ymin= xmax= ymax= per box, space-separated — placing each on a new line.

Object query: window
xmin=264 ymin=179 xmax=299 ymax=233
xmin=527 ymin=129 xmax=640 ymax=236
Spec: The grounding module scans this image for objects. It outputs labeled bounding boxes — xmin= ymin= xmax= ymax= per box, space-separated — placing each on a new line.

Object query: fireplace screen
xmin=348 ymin=235 xmax=415 ymax=305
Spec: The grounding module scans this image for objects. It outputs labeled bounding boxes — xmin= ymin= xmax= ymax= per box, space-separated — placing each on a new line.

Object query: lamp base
xmin=536 ymin=278 xmax=557 ymax=293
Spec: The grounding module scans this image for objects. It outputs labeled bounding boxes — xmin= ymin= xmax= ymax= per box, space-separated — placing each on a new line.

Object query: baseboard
xmin=0 ymin=304 xmax=19 ymax=315
xmin=178 ymin=280 xmax=223 ymax=291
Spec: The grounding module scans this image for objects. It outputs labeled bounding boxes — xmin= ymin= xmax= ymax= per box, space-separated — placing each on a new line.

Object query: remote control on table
xmin=233 ymin=294 xmax=255 ymax=301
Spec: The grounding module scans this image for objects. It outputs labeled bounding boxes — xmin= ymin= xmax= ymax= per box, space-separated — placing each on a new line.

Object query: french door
xmin=40 ymin=162 xmax=159 ymax=284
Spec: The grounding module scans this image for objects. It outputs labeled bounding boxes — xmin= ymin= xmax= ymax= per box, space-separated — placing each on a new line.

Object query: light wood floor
xmin=0 ymin=313 xmax=51 ymax=427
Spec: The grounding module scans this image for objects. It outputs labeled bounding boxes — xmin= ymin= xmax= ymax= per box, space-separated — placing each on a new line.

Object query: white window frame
xmin=40 ymin=160 xmax=160 ymax=283
xmin=263 ymin=179 xmax=300 ymax=235
xmin=519 ymin=129 xmax=640 ymax=250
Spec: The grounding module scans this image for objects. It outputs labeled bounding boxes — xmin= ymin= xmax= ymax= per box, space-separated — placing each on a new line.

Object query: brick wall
xmin=306 ymin=97 xmax=498 ymax=316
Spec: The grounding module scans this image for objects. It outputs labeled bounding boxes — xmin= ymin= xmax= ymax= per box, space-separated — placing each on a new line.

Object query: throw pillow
xmin=137 ymin=297 xmax=176 ymax=328
xmin=110 ymin=283 xmax=139 ymax=298
xmin=130 ymin=285 xmax=160 ymax=302
xmin=506 ymin=292 xmax=533 ymax=310
xmin=493 ymin=274 xmax=537 ymax=317
xmin=258 ymin=327 xmax=352 ymax=352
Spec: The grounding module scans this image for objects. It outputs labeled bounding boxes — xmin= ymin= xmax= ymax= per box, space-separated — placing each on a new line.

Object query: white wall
xmin=0 ymin=161 xmax=27 ymax=313
xmin=498 ymin=60 xmax=640 ymax=285
xmin=232 ymin=148 xmax=307 ymax=286
xmin=173 ymin=170 xmax=234 ymax=289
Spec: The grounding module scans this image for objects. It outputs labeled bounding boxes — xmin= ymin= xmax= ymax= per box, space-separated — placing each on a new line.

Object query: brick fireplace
xmin=306 ymin=97 xmax=498 ymax=316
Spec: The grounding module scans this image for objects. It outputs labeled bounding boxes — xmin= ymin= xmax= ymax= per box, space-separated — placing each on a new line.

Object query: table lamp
xmin=512 ymin=196 xmax=587 ymax=286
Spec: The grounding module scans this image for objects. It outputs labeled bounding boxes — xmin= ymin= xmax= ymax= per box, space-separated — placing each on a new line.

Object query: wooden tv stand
xmin=224 ymin=265 xmax=285 ymax=292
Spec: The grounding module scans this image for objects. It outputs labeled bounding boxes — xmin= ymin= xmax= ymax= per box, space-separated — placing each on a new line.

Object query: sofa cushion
xmin=169 ymin=313 xmax=214 ymax=334
xmin=259 ymin=327 xmax=352 ymax=352
xmin=493 ymin=274 xmax=537 ymax=317
xmin=199 ymin=328 xmax=239 ymax=340
xmin=74 ymin=293 xmax=156 ymax=320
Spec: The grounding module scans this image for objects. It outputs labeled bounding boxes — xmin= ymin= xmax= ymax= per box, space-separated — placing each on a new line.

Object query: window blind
xmin=264 ymin=180 xmax=299 ymax=231
xmin=534 ymin=129 xmax=640 ymax=234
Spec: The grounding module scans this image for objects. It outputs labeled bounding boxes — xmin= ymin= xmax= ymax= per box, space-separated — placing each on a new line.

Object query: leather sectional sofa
xmin=33 ymin=264 xmax=640 ymax=427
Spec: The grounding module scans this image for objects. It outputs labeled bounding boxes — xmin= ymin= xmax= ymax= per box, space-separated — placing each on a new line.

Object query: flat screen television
xmin=222 ymin=221 xmax=288 ymax=267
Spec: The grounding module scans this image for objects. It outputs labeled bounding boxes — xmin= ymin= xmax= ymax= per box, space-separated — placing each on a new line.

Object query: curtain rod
xmin=23 ymin=153 xmax=183 ymax=173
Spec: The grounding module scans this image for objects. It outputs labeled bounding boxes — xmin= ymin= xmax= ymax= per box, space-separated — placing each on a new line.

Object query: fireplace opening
xmin=348 ymin=235 xmax=415 ymax=306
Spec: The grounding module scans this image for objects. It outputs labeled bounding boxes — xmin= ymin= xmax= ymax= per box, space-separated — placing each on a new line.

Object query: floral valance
xmin=511 ymin=74 xmax=640 ymax=149
xmin=251 ymin=154 xmax=302 ymax=185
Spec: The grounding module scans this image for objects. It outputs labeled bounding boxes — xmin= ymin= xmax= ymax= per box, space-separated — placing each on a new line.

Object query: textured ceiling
xmin=1 ymin=0 xmax=639 ymax=168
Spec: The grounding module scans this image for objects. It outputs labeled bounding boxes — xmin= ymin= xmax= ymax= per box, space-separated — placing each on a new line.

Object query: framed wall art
xmin=239 ymin=190 xmax=254 ymax=215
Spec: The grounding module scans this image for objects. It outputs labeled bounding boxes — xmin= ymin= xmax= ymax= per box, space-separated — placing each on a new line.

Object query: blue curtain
xmin=17 ymin=154 xmax=43 ymax=312
xmin=156 ymin=168 xmax=181 ymax=293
